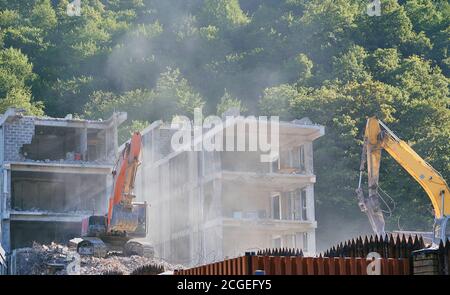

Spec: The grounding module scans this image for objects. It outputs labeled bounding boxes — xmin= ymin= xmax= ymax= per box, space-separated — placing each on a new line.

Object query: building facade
xmin=0 ymin=108 xmax=125 ymax=253
xmin=135 ymin=116 xmax=324 ymax=267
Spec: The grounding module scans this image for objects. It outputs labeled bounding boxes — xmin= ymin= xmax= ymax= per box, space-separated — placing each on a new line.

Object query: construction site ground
xmin=12 ymin=242 xmax=184 ymax=275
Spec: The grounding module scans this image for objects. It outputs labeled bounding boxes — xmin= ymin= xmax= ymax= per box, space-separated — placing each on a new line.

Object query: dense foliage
xmin=0 ymin=0 xmax=448 ymax=248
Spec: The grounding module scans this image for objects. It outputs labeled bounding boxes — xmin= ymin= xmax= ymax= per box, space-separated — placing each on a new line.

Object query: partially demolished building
xmin=135 ymin=116 xmax=324 ymax=267
xmin=0 ymin=108 xmax=126 ymax=253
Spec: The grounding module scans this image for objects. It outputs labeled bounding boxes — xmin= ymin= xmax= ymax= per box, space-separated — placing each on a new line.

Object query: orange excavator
xmin=78 ymin=132 xmax=153 ymax=257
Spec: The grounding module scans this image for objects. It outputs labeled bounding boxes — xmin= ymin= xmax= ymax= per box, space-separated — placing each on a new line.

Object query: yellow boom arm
xmin=357 ymin=117 xmax=450 ymax=238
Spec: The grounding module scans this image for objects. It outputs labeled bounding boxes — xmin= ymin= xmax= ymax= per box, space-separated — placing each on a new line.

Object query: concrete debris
xmin=13 ymin=242 xmax=184 ymax=275
xmin=14 ymin=242 xmax=71 ymax=275
xmin=81 ymin=255 xmax=183 ymax=275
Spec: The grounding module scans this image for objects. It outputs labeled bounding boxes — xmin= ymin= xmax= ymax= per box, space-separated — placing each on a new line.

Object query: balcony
xmin=221 ymin=170 xmax=315 ymax=191
xmin=222 ymin=210 xmax=316 ymax=231
xmin=223 ymin=217 xmax=316 ymax=231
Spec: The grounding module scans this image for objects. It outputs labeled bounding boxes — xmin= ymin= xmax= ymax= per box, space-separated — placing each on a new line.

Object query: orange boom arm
xmin=107 ymin=132 xmax=142 ymax=230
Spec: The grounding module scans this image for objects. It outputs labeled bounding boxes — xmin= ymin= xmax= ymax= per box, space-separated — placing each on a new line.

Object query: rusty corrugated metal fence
xmin=174 ymin=235 xmax=450 ymax=275
xmin=173 ymin=254 xmax=411 ymax=275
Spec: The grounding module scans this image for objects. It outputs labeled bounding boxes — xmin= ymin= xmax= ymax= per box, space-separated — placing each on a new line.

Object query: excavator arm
xmin=356 ymin=118 xmax=385 ymax=235
xmin=107 ymin=132 xmax=143 ymax=233
xmin=357 ymin=117 xmax=450 ymax=242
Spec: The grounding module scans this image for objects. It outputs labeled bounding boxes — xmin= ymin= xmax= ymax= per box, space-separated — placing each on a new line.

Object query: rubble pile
xmin=13 ymin=242 xmax=184 ymax=275
xmin=14 ymin=242 xmax=71 ymax=275
xmin=81 ymin=254 xmax=183 ymax=275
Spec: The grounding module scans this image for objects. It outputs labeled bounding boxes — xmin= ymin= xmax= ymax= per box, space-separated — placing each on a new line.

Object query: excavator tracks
xmin=124 ymin=239 xmax=154 ymax=258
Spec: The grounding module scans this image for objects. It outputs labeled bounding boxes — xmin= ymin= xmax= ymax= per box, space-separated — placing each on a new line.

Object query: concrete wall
xmin=4 ymin=118 xmax=34 ymax=162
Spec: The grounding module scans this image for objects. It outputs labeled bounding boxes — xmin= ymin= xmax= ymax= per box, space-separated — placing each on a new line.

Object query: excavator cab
xmin=433 ymin=216 xmax=450 ymax=244
xmin=86 ymin=215 xmax=107 ymax=236
xmin=131 ymin=202 xmax=147 ymax=237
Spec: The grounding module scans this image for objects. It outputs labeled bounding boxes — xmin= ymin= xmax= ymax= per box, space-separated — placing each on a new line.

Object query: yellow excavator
xmin=356 ymin=117 xmax=450 ymax=245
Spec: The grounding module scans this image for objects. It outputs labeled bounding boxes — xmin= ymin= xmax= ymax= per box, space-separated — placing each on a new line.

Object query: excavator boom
xmin=107 ymin=132 xmax=142 ymax=232
xmin=357 ymin=117 xmax=450 ymax=243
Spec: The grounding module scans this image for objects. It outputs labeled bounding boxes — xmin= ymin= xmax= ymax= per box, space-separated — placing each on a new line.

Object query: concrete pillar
xmin=0 ymin=170 xmax=4 ymax=215
xmin=281 ymin=191 xmax=292 ymax=220
xmin=305 ymin=142 xmax=314 ymax=174
xmin=4 ymin=166 xmax=11 ymax=215
xmin=1 ymin=165 xmax=11 ymax=252
xmin=105 ymin=128 xmax=110 ymax=160
xmin=306 ymin=185 xmax=315 ymax=221
xmin=1 ymin=220 xmax=10 ymax=253
xmin=188 ymin=152 xmax=196 ymax=266
xmin=308 ymin=230 xmax=316 ymax=255
xmin=214 ymin=179 xmax=224 ymax=261
xmin=80 ymin=127 xmax=87 ymax=161
xmin=105 ymin=171 xmax=113 ymax=212
xmin=304 ymin=184 xmax=316 ymax=255
xmin=113 ymin=113 xmax=118 ymax=157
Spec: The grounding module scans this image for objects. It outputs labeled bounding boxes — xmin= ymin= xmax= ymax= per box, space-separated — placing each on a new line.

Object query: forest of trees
xmin=0 ymin=0 xmax=448 ymax=248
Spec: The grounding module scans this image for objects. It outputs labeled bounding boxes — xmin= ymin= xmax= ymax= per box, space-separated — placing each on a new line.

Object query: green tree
xmin=332 ymin=45 xmax=371 ymax=83
xmin=154 ymin=68 xmax=205 ymax=118
xmin=298 ymin=0 xmax=360 ymax=69
xmin=295 ymin=53 xmax=313 ymax=85
xmin=84 ymin=68 xmax=205 ymax=142
xmin=30 ymin=0 xmax=57 ymax=31
xmin=216 ymin=89 xmax=246 ymax=115
xmin=259 ymin=84 xmax=298 ymax=119
xmin=202 ymin=0 xmax=250 ymax=29
xmin=119 ymin=119 xmax=149 ymax=143
xmin=0 ymin=47 xmax=43 ymax=115
xmin=366 ymin=48 xmax=401 ymax=82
